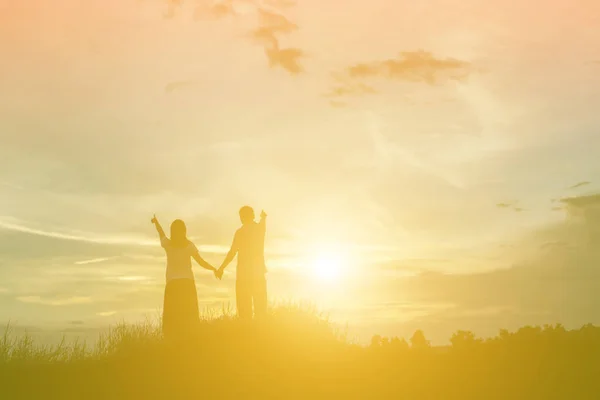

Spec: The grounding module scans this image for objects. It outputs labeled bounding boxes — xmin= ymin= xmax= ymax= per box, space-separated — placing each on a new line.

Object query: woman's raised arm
xmin=151 ymin=214 xmax=167 ymax=239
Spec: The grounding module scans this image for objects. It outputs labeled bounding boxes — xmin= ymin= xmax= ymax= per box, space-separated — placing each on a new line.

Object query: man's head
xmin=239 ymin=206 xmax=255 ymax=225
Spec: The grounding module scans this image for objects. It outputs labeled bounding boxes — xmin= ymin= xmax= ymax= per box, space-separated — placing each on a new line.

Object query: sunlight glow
xmin=311 ymin=251 xmax=344 ymax=283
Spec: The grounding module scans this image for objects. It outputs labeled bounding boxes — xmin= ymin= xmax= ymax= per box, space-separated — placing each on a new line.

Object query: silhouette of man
xmin=217 ymin=207 xmax=267 ymax=319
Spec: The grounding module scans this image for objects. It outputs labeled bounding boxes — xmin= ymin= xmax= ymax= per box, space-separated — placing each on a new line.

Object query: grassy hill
xmin=1 ymin=305 xmax=599 ymax=399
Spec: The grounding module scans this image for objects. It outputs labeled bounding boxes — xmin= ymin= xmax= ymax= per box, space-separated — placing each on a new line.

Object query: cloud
xmin=0 ymin=217 xmax=154 ymax=247
xmin=560 ymin=193 xmax=600 ymax=209
xmin=183 ymin=1 xmax=305 ymax=74
xmin=74 ymin=257 xmax=118 ymax=265
xmin=377 ymin=258 xmax=451 ymax=274
xmin=345 ymin=51 xmax=474 ymax=84
xmin=264 ymin=46 xmax=304 ymax=74
xmin=324 ymin=82 xmax=377 ymax=100
xmin=496 ymin=202 xmax=524 ymax=213
xmin=391 ymin=195 xmax=600 ymax=328
xmin=257 ymin=8 xmax=298 ymax=33
xmin=333 ymin=193 xmax=600 ymax=342
xmin=539 ymin=241 xmax=569 ymax=250
xmin=324 ymin=51 xmax=474 ymax=105
xmin=97 ymin=311 xmax=118 ymax=317
xmin=17 ymin=296 xmax=93 ymax=306
xmin=104 ymin=275 xmax=151 ymax=282
xmin=193 ymin=0 xmax=238 ymax=20
xmin=568 ymin=181 xmax=592 ymax=189
xmin=330 ymin=301 xmax=453 ymax=325
xmin=249 ymin=8 xmax=304 ymax=74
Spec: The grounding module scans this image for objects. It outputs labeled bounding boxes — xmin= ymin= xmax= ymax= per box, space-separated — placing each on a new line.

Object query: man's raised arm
xmin=217 ymin=233 xmax=238 ymax=279
xmin=259 ymin=210 xmax=267 ymax=234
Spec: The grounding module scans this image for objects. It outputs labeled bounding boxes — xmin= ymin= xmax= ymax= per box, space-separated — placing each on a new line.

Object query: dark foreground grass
xmin=1 ymin=305 xmax=599 ymax=399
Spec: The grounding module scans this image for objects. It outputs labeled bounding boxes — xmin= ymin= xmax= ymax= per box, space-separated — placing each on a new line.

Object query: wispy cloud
xmin=74 ymin=257 xmax=118 ymax=265
xmin=101 ymin=275 xmax=152 ymax=283
xmin=0 ymin=217 xmax=154 ymax=247
xmin=346 ymin=51 xmax=473 ymax=84
xmin=323 ymin=81 xmax=377 ymax=99
xmin=116 ymin=276 xmax=149 ymax=282
xmin=496 ymin=201 xmax=524 ymax=213
xmin=97 ymin=311 xmax=118 ymax=317
xmin=196 ymin=244 xmax=230 ymax=254
xmin=365 ymin=111 xmax=466 ymax=188
xmin=17 ymin=296 xmax=93 ymax=306
xmin=0 ymin=217 xmax=230 ymax=264
xmin=568 ymin=181 xmax=591 ymax=190
xmin=326 ymin=51 xmax=475 ymax=105
xmin=540 ymin=241 xmax=569 ymax=251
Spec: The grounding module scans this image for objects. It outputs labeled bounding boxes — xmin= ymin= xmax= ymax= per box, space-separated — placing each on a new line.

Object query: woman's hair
xmin=170 ymin=219 xmax=188 ymax=247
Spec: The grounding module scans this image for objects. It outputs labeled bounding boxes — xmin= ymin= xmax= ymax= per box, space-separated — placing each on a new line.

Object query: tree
xmin=370 ymin=335 xmax=382 ymax=348
xmin=450 ymin=330 xmax=481 ymax=349
xmin=390 ymin=337 xmax=410 ymax=351
xmin=410 ymin=330 xmax=430 ymax=349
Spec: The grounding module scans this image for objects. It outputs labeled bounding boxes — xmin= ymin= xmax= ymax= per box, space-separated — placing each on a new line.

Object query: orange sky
xmin=1 ymin=0 xmax=600 ymax=343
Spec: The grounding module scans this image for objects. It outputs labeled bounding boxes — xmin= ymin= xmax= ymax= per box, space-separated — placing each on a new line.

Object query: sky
xmin=1 ymin=0 xmax=600 ymax=344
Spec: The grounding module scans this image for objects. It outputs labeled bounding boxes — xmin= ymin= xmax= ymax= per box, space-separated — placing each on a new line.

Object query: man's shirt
xmin=231 ymin=220 xmax=266 ymax=280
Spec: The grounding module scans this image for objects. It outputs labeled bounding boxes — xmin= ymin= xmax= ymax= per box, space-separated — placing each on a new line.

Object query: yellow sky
xmin=1 ymin=0 xmax=600 ymax=343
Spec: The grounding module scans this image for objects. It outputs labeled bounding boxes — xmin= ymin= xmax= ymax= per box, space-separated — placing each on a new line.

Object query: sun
xmin=311 ymin=251 xmax=344 ymax=283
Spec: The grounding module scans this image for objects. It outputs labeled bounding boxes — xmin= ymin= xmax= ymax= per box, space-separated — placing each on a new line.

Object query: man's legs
xmin=252 ymin=275 xmax=268 ymax=318
xmin=236 ymin=279 xmax=252 ymax=319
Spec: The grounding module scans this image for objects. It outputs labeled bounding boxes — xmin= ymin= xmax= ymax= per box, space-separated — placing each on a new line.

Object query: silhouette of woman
xmin=151 ymin=215 xmax=218 ymax=341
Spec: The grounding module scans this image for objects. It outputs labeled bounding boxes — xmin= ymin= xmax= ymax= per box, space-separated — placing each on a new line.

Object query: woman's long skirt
xmin=162 ymin=278 xmax=199 ymax=341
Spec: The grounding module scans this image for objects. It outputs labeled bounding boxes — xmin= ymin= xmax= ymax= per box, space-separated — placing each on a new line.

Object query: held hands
xmin=214 ymin=266 xmax=224 ymax=280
